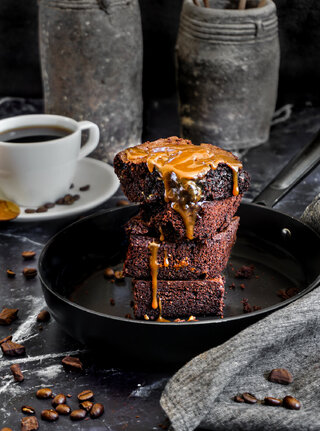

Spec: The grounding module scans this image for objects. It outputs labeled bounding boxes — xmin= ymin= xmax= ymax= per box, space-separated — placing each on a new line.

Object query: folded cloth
xmin=160 ymin=286 xmax=320 ymax=431
xmin=301 ymin=193 xmax=320 ymax=235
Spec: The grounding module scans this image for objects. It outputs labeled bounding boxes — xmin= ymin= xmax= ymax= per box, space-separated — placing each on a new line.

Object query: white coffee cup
xmin=0 ymin=114 xmax=100 ymax=207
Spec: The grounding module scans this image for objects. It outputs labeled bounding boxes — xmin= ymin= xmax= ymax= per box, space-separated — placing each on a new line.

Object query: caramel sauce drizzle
xmin=156 ymin=298 xmax=170 ymax=323
xmin=125 ymin=138 xmax=242 ymax=240
xmin=163 ymin=249 xmax=169 ymax=268
xmin=148 ymin=241 xmax=160 ymax=309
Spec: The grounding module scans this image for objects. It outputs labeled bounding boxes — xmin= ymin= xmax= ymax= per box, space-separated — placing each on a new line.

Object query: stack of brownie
xmin=114 ymin=137 xmax=250 ymax=321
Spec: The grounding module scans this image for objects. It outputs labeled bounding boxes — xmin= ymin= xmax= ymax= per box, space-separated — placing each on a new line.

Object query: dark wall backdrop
xmin=0 ymin=0 xmax=319 ymax=106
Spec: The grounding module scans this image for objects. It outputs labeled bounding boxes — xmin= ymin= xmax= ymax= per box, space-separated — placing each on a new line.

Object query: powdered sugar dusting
xmin=34 ymin=364 xmax=62 ymax=380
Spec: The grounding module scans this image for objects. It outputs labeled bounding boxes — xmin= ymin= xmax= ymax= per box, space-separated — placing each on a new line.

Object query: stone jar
xmin=39 ymin=0 xmax=143 ymax=163
xmin=176 ymin=0 xmax=280 ymax=150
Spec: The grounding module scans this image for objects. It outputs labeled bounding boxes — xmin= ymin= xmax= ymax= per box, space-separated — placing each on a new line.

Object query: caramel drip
xmin=125 ymin=138 xmax=242 ymax=240
xmin=159 ymin=226 xmax=165 ymax=242
xmin=148 ymin=241 xmax=160 ymax=309
xmin=163 ymin=249 xmax=169 ymax=267
xmin=156 ymin=298 xmax=170 ymax=323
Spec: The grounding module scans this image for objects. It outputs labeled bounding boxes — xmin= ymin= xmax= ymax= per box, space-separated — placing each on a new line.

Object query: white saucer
xmin=4 ymin=158 xmax=120 ymax=222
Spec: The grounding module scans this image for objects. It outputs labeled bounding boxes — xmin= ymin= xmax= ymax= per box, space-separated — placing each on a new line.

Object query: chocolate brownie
xmin=114 ymin=137 xmax=250 ymax=204
xmin=124 ymin=217 xmax=239 ymax=280
xmin=132 ymin=277 xmax=225 ymax=319
xmin=126 ymin=195 xmax=242 ymax=241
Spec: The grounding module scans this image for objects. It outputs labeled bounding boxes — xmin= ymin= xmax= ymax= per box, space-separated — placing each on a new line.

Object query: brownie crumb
xmin=239 ymin=283 xmax=246 ymax=289
xmin=241 ymin=298 xmax=252 ymax=313
xmin=110 ymin=298 xmax=115 ymax=306
xmin=235 ymin=264 xmax=255 ymax=279
xmin=277 ymin=288 xmax=299 ymax=300
xmin=229 ymin=283 xmax=236 ymax=289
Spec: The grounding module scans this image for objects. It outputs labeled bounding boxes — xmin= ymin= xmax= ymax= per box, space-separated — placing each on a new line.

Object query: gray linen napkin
xmin=160 ymin=206 xmax=320 ymax=431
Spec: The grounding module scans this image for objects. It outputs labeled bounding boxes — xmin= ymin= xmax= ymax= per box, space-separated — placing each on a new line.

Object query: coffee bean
xmin=104 ymin=267 xmax=114 ymax=279
xmin=52 ymin=393 xmax=66 ymax=407
xmin=234 ymin=395 xmax=244 ymax=403
xmin=6 ymin=269 xmax=15 ymax=278
xmin=0 ymin=308 xmax=19 ymax=325
xmin=1 ymin=340 xmax=25 ymax=356
xmin=90 ymin=403 xmax=104 ymax=419
xmin=25 ymin=208 xmax=36 ymax=214
xmin=73 ymin=194 xmax=80 ymax=201
xmin=62 ymin=355 xmax=83 ymax=371
xmin=77 ymin=389 xmax=94 ymax=402
xmin=21 ymin=416 xmax=39 ymax=431
xmin=70 ymin=409 xmax=87 ymax=420
xmin=79 ymin=185 xmax=90 ymax=191
xmin=23 ymin=268 xmax=37 ymax=279
xmin=36 ymin=387 xmax=52 ymax=399
xmin=264 ymin=397 xmax=282 ymax=407
xmin=36 ymin=206 xmax=48 ymax=213
xmin=283 ymin=395 xmax=301 ymax=410
xmin=36 ymin=310 xmax=50 ymax=322
xmin=242 ymin=392 xmax=258 ymax=404
xmin=21 ymin=405 xmax=36 ymax=414
xmin=268 ymin=368 xmax=293 ymax=385
xmin=70 ymin=183 xmax=74 ymax=189
xmin=44 ymin=202 xmax=55 ymax=209
xmin=22 ymin=251 xmax=36 ymax=260
xmin=0 ymin=335 xmax=12 ymax=344
xmin=41 ymin=409 xmax=59 ymax=421
xmin=79 ymin=401 xmax=93 ymax=412
xmin=55 ymin=404 xmax=71 ymax=415
xmin=116 ymin=199 xmax=130 ymax=206
xmin=56 ymin=197 xmax=64 ymax=204
xmin=10 ymin=363 xmax=24 ymax=382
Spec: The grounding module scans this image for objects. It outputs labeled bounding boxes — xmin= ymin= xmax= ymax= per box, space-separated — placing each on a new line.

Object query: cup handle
xmin=77 ymin=121 xmax=100 ymax=159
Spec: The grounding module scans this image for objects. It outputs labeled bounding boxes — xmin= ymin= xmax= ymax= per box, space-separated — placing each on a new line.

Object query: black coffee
xmin=0 ymin=125 xmax=73 ymax=143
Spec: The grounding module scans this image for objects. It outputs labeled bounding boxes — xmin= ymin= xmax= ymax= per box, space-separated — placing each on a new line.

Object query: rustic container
xmin=39 ymin=0 xmax=143 ymax=163
xmin=176 ymin=0 xmax=280 ymax=150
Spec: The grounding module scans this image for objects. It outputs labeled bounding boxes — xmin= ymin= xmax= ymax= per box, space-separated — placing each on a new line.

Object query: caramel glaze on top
xmin=125 ymin=136 xmax=242 ymax=240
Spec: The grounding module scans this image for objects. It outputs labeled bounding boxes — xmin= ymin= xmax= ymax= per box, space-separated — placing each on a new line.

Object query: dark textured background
xmin=1 ymin=0 xmax=319 ymax=109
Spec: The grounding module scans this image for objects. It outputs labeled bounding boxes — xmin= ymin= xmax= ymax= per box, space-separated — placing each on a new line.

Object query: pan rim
xmin=38 ymin=204 xmax=320 ymax=327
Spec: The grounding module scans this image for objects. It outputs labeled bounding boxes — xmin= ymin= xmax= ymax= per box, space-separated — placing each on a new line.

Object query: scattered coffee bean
xmin=1 ymin=340 xmax=25 ymax=356
xmin=25 ymin=208 xmax=36 ymax=214
xmin=79 ymin=401 xmax=93 ymax=412
xmin=283 ymin=395 xmax=301 ymax=410
xmin=70 ymin=409 xmax=87 ymax=420
xmin=242 ymin=392 xmax=258 ymax=404
xmin=36 ymin=387 xmax=52 ymax=399
xmin=22 ymin=251 xmax=36 ymax=260
xmin=73 ymin=194 xmax=80 ymax=201
xmin=44 ymin=202 xmax=55 ymax=209
xmin=90 ymin=403 xmax=104 ymax=419
xmin=23 ymin=268 xmax=37 ymax=279
xmin=41 ymin=409 xmax=59 ymax=421
xmin=104 ymin=267 xmax=114 ymax=279
xmin=21 ymin=405 xmax=36 ymax=415
xmin=234 ymin=395 xmax=245 ymax=403
xmin=79 ymin=185 xmax=90 ymax=192
xmin=0 ymin=335 xmax=12 ymax=344
xmin=62 ymin=355 xmax=83 ymax=371
xmin=56 ymin=197 xmax=64 ymax=204
xmin=21 ymin=416 xmax=39 ymax=431
xmin=6 ymin=269 xmax=15 ymax=278
xmin=55 ymin=404 xmax=71 ymax=415
xmin=36 ymin=206 xmax=48 ymax=213
xmin=36 ymin=310 xmax=50 ymax=322
xmin=0 ymin=308 xmax=19 ymax=325
xmin=116 ymin=199 xmax=130 ymax=206
xmin=264 ymin=397 xmax=282 ymax=407
xmin=268 ymin=368 xmax=293 ymax=385
xmin=56 ymin=194 xmax=80 ymax=205
xmin=77 ymin=389 xmax=94 ymax=402
xmin=10 ymin=363 xmax=24 ymax=382
xmin=114 ymin=270 xmax=124 ymax=280
xmin=70 ymin=183 xmax=74 ymax=189
xmin=110 ymin=298 xmax=115 ymax=306
xmin=52 ymin=393 xmax=66 ymax=407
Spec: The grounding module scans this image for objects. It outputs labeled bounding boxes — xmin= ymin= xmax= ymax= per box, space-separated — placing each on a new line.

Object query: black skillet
xmin=38 ymin=132 xmax=320 ymax=365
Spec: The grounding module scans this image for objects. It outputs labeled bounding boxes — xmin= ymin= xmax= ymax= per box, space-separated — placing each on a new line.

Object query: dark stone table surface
xmin=0 ymin=98 xmax=320 ymax=430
